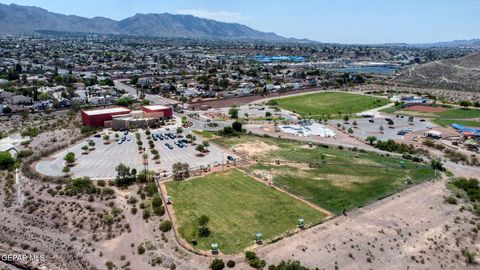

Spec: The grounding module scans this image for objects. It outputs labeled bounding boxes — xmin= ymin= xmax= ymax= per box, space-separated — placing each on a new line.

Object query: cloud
xmin=175 ymin=9 xmax=249 ymax=23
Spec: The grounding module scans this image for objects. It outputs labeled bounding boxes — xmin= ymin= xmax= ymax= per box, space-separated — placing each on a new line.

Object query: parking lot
xmin=213 ymin=104 xmax=298 ymax=121
xmin=36 ymin=129 xmax=234 ymax=180
xmin=330 ymin=115 xmax=434 ymax=141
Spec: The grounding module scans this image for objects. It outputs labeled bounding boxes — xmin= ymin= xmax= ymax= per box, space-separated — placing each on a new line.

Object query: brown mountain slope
xmin=395 ymin=53 xmax=480 ymax=92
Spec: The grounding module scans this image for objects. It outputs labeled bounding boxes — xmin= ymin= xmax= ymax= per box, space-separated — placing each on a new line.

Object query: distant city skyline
xmin=0 ymin=0 xmax=479 ymax=44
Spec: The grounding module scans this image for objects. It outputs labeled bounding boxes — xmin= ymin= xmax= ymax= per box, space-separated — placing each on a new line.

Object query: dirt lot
xmin=232 ymin=140 xmax=279 ymax=156
xmin=405 ymin=105 xmax=448 ymax=113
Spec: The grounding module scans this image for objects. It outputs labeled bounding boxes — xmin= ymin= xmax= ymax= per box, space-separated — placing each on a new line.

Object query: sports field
xmin=271 ymin=92 xmax=389 ymax=119
xmin=381 ymin=105 xmax=480 ymax=129
xmin=432 ymin=119 xmax=480 ymax=128
xmin=165 ymin=169 xmax=326 ymax=254
xmin=213 ymin=135 xmax=436 ymax=214
xmin=383 ymin=105 xmax=480 ymax=119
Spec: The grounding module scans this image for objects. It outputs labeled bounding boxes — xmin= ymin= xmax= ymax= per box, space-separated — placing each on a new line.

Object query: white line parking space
xmin=36 ymin=129 xmax=236 ymax=180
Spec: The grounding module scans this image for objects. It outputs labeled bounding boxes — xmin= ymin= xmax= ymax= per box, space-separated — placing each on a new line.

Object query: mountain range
xmin=0 ymin=3 xmax=290 ymax=41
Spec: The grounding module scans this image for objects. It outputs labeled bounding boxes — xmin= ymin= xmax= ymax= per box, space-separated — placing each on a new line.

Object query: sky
xmin=0 ymin=0 xmax=479 ymax=44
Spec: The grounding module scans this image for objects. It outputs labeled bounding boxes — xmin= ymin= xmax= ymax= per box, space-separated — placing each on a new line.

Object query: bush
xmin=452 ymin=178 xmax=480 ymax=202
xmin=64 ymin=177 xmax=97 ymax=196
xmin=159 ymin=220 xmax=172 ymax=232
xmin=226 ymin=260 xmax=235 ymax=268
xmin=245 ymin=251 xmax=265 ymax=269
xmin=144 ymin=182 xmax=158 ymax=197
xmin=0 ymin=151 xmax=15 ymax=170
xmin=210 ymin=258 xmax=225 ymax=270
xmin=268 ymin=260 xmax=309 ymax=270
xmin=102 ymin=187 xmax=115 ymax=196
xmin=444 ymin=196 xmax=457 ymax=204
xmin=97 ymin=180 xmax=106 ymax=187
xmin=143 ymin=209 xmax=151 ymax=220
xmin=137 ymin=244 xmax=145 ymax=255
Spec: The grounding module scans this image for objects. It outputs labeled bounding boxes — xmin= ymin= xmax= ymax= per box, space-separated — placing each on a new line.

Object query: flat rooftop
xmin=142 ymin=105 xmax=169 ymax=111
xmin=82 ymin=107 xmax=131 ymax=116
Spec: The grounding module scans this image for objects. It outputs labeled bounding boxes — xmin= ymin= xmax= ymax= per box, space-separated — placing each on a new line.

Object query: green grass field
xmin=382 ymin=106 xmax=480 ymax=119
xmin=272 ymin=92 xmax=389 ymax=119
xmin=432 ymin=119 xmax=480 ymax=128
xmin=436 ymin=108 xmax=480 ymax=119
xmin=381 ymin=105 xmax=480 ymax=129
xmin=192 ymin=130 xmax=218 ymax=139
xmin=166 ymin=169 xmax=325 ymax=254
xmin=213 ymin=135 xmax=436 ymax=214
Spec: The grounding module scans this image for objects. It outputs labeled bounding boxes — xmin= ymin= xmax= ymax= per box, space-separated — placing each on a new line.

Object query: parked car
xmin=94 ymin=134 xmax=101 ymax=138
xmin=165 ymin=143 xmax=173 ymax=149
xmin=227 ymin=156 xmax=235 ymax=161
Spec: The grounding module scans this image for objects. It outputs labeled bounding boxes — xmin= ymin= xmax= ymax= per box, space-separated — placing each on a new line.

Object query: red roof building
xmin=81 ymin=107 xmax=131 ymax=127
xmin=141 ymin=105 xmax=173 ymax=118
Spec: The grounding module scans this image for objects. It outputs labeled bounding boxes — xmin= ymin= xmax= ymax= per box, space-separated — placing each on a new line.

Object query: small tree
xmin=195 ymin=144 xmax=205 ymax=153
xmin=0 ymin=152 xmax=15 ymax=170
xmin=88 ymin=140 xmax=96 ymax=149
xmin=352 ymin=120 xmax=358 ymax=128
xmin=82 ymin=145 xmax=89 ymax=152
xmin=62 ymin=166 xmax=70 ymax=176
xmin=387 ymin=119 xmax=394 ymax=127
xmin=232 ymin=121 xmax=242 ymax=132
xmin=64 ymin=152 xmax=75 ymax=164
xmin=343 ymin=115 xmax=349 ymax=123
xmin=459 ymin=100 xmax=472 ymax=109
xmin=176 ymin=127 xmax=183 ymax=135
xmin=366 ymin=136 xmax=377 ymax=145
xmin=198 ymin=214 xmax=210 ymax=237
xmin=159 ymin=220 xmax=172 ymax=232
xmin=228 ymin=106 xmax=239 ymax=119
xmin=202 ymin=140 xmax=210 ymax=150
xmin=210 ymin=259 xmax=225 ymax=270
xmin=348 ymin=127 xmax=354 ymax=134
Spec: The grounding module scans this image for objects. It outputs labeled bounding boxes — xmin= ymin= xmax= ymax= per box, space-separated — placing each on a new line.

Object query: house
xmin=33 ymin=100 xmax=53 ymax=110
xmin=10 ymin=95 xmax=33 ymax=105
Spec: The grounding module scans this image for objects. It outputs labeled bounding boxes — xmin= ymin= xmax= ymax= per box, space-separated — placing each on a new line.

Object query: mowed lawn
xmin=436 ymin=108 xmax=480 ymax=119
xmin=432 ymin=118 xmax=480 ymax=128
xmin=214 ymin=135 xmax=436 ymax=215
xmin=165 ymin=169 xmax=325 ymax=254
xmin=272 ymin=92 xmax=389 ymax=119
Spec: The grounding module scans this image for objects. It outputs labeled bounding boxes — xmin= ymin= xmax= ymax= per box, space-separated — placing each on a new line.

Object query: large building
xmin=141 ymin=105 xmax=173 ymax=118
xmin=81 ymin=105 xmax=173 ymax=128
xmin=81 ymin=107 xmax=132 ymax=127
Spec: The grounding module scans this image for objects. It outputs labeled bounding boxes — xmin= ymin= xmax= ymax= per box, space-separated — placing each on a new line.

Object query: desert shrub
xmin=159 ymin=220 xmax=172 ymax=232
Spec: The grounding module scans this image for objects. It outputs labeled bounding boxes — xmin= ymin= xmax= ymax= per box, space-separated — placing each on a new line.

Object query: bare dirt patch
xmin=232 ymin=140 xmax=279 ymax=156
xmin=405 ymin=105 xmax=448 ymax=113
xmin=314 ymin=174 xmax=371 ymax=189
